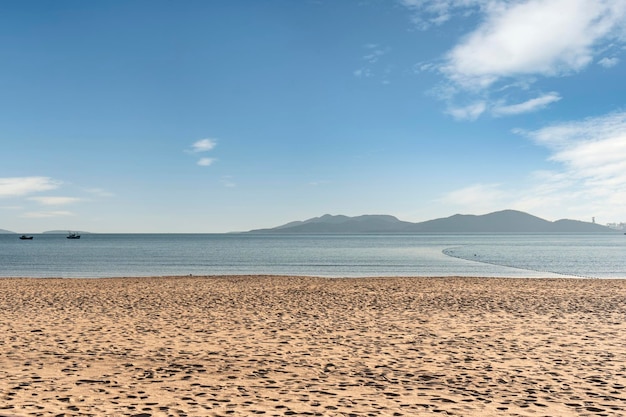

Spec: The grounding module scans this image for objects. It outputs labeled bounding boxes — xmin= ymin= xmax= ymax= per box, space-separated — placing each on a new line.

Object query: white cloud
xmin=28 ymin=196 xmax=82 ymax=206
xmin=188 ymin=138 xmax=219 ymax=166
xmin=21 ymin=211 xmax=74 ymax=218
xmin=492 ymin=92 xmax=562 ymax=116
xmin=446 ymin=101 xmax=486 ymax=120
xmin=439 ymin=183 xmax=508 ymax=211
xmin=524 ymin=111 xmax=626 ymax=149
xmin=197 ymin=157 xmax=216 ymax=166
xmin=191 ymin=138 xmax=217 ymax=153
xmin=442 ymin=0 xmax=626 ymax=89
xmin=399 ymin=0 xmax=485 ymax=29
xmin=598 ymin=56 xmax=620 ymax=67
xmin=541 ymin=130 xmax=626 ymax=188
xmin=516 ymin=111 xmax=626 ymax=220
xmin=408 ymin=0 xmax=626 ymax=119
xmin=0 ymin=177 xmax=61 ymax=197
xmin=438 ymin=111 xmax=626 ymax=222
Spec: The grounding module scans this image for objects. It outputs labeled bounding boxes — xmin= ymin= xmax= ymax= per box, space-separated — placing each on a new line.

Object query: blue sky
xmin=1 ymin=0 xmax=625 ymax=232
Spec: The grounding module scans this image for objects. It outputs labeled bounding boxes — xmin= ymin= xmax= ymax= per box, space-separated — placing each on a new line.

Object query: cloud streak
xmin=28 ymin=196 xmax=83 ymax=206
xmin=220 ymin=176 xmax=236 ymax=187
xmin=598 ymin=56 xmax=620 ymax=68
xmin=20 ymin=210 xmax=74 ymax=218
xmin=439 ymin=183 xmax=508 ymax=212
xmin=441 ymin=111 xmax=626 ymax=221
xmin=446 ymin=101 xmax=487 ymax=120
xmin=492 ymin=92 xmax=562 ymax=116
xmin=399 ymin=0 xmax=485 ymax=30
xmin=0 ymin=177 xmax=61 ymax=197
xmin=523 ymin=112 xmax=626 ymax=188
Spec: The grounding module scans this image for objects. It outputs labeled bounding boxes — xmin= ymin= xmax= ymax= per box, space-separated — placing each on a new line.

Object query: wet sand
xmin=1 ymin=276 xmax=625 ymax=416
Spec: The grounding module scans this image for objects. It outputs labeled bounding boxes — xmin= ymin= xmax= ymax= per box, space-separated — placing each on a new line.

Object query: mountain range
xmin=249 ymin=210 xmax=616 ymax=234
xmin=2 ymin=210 xmax=617 ymax=234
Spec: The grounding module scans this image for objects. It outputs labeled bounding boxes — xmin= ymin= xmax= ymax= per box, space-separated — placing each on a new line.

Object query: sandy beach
xmin=1 ymin=276 xmax=625 ymax=417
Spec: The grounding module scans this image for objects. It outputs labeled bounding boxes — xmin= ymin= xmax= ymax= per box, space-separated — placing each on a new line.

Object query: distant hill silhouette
xmin=0 ymin=228 xmax=15 ymax=234
xmin=249 ymin=210 xmax=616 ymax=234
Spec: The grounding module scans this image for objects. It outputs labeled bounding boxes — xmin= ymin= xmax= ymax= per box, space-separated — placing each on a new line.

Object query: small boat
xmin=19 ymin=235 xmax=33 ymax=240
xmin=66 ymin=231 xmax=81 ymax=239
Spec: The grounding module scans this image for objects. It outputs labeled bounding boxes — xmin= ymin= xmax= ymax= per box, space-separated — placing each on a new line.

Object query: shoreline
xmin=2 ymin=276 xmax=625 ymax=416
xmin=3 ymin=272 xmax=623 ymax=279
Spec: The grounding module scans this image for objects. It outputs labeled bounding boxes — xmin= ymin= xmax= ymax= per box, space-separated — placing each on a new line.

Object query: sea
xmin=1 ymin=233 xmax=625 ymax=279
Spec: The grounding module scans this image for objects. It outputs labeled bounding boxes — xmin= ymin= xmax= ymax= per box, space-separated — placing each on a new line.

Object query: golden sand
xmin=1 ymin=276 xmax=625 ymax=416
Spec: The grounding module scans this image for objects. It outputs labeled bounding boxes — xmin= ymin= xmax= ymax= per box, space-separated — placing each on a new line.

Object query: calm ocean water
xmin=1 ymin=233 xmax=625 ymax=279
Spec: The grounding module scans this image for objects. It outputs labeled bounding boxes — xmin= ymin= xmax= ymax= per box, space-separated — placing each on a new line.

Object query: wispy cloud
xmin=191 ymin=138 xmax=217 ymax=152
xmin=309 ymin=180 xmax=331 ymax=187
xmin=354 ymin=43 xmax=391 ymax=83
xmin=28 ymin=196 xmax=82 ymax=206
xmin=362 ymin=44 xmax=389 ymax=64
xmin=353 ymin=68 xmax=373 ymax=78
xmin=197 ymin=157 xmax=217 ymax=167
xmin=598 ymin=56 xmax=620 ymax=68
xmin=188 ymin=138 xmax=218 ymax=166
xmin=441 ymin=111 xmax=626 ymax=221
xmin=523 ymin=112 xmax=626 ymax=185
xmin=446 ymin=101 xmax=486 ymax=121
xmin=492 ymin=92 xmax=562 ymax=116
xmin=20 ymin=210 xmax=74 ymax=218
xmin=220 ymin=176 xmax=236 ymax=187
xmin=0 ymin=177 xmax=61 ymax=197
xmin=439 ymin=183 xmax=508 ymax=212
xmin=399 ymin=0 xmax=484 ymax=30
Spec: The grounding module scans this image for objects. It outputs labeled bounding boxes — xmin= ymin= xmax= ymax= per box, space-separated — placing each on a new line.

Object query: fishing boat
xmin=66 ymin=231 xmax=81 ymax=239
xmin=19 ymin=235 xmax=33 ymax=240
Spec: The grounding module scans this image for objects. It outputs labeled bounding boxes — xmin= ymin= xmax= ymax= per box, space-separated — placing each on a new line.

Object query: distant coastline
xmin=249 ymin=209 xmax=618 ymax=234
